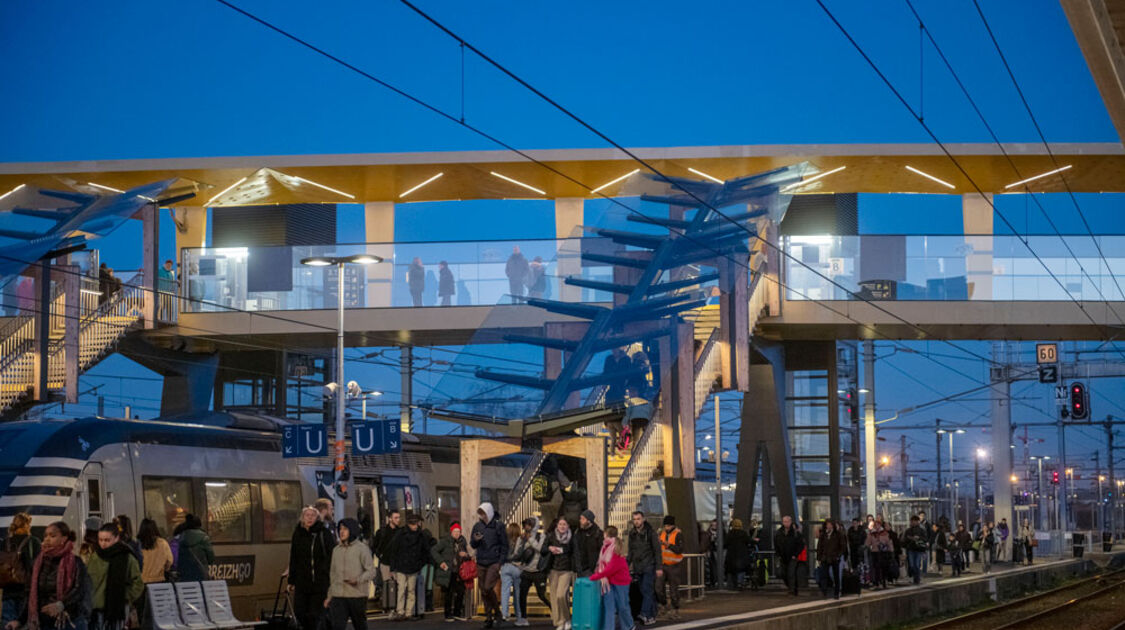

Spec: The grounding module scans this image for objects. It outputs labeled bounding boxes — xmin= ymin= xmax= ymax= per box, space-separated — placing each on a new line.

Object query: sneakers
xmin=515 ymin=619 xmax=530 ymax=627
xmin=446 ymin=618 xmax=456 ymax=623
xmin=564 ymin=621 xmax=572 ymax=630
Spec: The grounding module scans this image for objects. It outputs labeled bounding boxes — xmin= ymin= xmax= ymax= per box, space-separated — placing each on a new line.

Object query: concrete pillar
xmin=141 ymin=205 xmax=158 ymax=328
xmin=585 ymin=437 xmax=607 ymax=522
xmin=991 ymin=342 xmax=1013 ymax=557
xmin=658 ymin=334 xmax=676 ymax=474
xmin=962 ymin=194 xmax=994 ymax=300
xmin=364 ymin=202 xmax=395 ymax=307
xmin=61 ymin=265 xmax=80 ymax=404
xmin=762 ymin=221 xmax=782 ymax=316
xmin=674 ymin=321 xmax=695 ymax=479
xmin=555 ymin=198 xmax=583 ymax=302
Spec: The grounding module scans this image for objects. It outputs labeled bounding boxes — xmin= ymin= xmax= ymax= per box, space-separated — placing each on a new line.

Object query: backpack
xmin=0 ymin=537 xmax=30 ymax=588
xmin=531 ymin=475 xmax=552 ymax=503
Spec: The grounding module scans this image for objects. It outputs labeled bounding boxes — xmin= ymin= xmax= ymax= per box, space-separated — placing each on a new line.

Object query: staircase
xmin=0 ymin=280 xmax=145 ymax=416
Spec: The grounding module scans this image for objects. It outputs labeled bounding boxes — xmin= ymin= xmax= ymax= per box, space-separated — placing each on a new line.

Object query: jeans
xmin=907 ymin=550 xmax=925 ymax=584
xmin=819 ymin=561 xmax=841 ymax=598
xmin=415 ymin=567 xmax=428 ymax=615
xmin=603 ymin=584 xmax=634 ymax=630
xmin=519 ymin=571 xmax=550 ymax=616
xmin=499 ymin=563 xmax=523 ymax=619
xmin=329 ymin=597 xmax=367 ymax=630
xmin=547 ymin=570 xmax=575 ymax=627
xmin=394 ymin=571 xmax=418 ymax=616
xmin=444 ymin=574 xmax=465 ymax=619
xmin=782 ymin=558 xmax=799 ymax=594
xmin=920 ymin=548 xmax=929 ymax=574
xmin=479 ymin=563 xmax=502 ymax=621
xmin=631 ymin=569 xmax=656 ymax=619
xmin=981 ymin=547 xmax=992 ymax=573
xmin=1 ymin=597 xmax=23 ymax=626
xmin=950 ymin=549 xmax=964 ymax=577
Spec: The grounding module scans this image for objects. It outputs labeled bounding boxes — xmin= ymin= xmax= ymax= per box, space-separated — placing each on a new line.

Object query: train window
xmin=384 ymin=484 xmax=422 ymax=517
xmin=261 ymin=481 xmax=302 ymax=542
xmin=87 ymin=478 xmax=102 ymax=517
xmin=142 ymin=477 xmax=195 ymax=536
xmin=436 ymin=487 xmax=459 ymax=532
xmin=204 ymin=480 xmax=253 ymax=544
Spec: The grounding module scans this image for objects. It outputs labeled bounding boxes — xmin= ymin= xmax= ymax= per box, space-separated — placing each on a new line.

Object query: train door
xmin=75 ymin=463 xmax=106 ymax=527
xmin=355 ymin=482 xmax=382 ymax=544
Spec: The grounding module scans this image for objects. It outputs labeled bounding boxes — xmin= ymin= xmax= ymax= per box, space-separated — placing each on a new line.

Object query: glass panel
xmin=385 ymin=484 xmax=422 ymax=517
xmin=205 ymin=481 xmax=253 ymax=544
xmin=143 ymin=477 xmax=195 ymax=537
xmin=87 ymin=478 xmax=102 ymax=516
xmin=789 ymin=429 xmax=829 ymax=457
xmin=793 ymin=460 xmax=831 ymax=486
xmin=436 ymin=487 xmax=459 ymax=532
xmin=261 ymin=481 xmax=302 ymax=542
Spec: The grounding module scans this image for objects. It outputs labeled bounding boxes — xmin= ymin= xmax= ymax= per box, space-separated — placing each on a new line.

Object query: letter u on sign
xmin=352 ymin=424 xmax=380 ymax=454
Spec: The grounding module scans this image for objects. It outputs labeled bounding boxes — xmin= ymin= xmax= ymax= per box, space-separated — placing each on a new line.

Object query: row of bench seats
xmin=149 ymin=581 xmax=266 ymax=630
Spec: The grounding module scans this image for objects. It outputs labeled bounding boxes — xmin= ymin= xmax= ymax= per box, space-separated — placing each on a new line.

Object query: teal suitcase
xmin=572 ymin=577 xmax=604 ymax=630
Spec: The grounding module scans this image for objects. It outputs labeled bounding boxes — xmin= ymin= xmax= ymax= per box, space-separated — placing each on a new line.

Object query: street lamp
xmin=975 ymin=448 xmax=988 ymax=524
xmin=936 ymin=427 xmax=965 ymax=519
xmin=301 ymin=253 xmax=384 ymax=518
xmin=1030 ymin=455 xmax=1050 ymax=531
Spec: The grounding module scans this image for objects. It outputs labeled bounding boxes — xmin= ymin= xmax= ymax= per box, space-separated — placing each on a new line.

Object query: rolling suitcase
xmin=841 ymin=570 xmax=861 ymax=596
xmin=572 ymin=577 xmax=604 ymax=630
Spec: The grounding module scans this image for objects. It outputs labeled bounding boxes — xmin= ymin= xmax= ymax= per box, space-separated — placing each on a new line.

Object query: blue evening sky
xmin=2 ymin=0 xmax=1123 ymax=492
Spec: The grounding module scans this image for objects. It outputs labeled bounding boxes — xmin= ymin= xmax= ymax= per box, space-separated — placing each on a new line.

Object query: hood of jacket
xmin=478 ymin=502 xmax=495 ymax=523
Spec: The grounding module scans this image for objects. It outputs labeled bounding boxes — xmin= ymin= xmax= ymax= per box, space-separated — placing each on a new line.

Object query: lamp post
xmin=1098 ymin=475 xmax=1106 ymax=533
xmin=1030 ymin=456 xmax=1050 ymax=531
xmin=936 ymin=427 xmax=965 ymax=519
xmin=301 ymin=253 xmax=383 ymax=518
xmin=975 ymin=448 xmax=988 ymax=524
xmin=359 ymin=389 xmax=384 ymax=420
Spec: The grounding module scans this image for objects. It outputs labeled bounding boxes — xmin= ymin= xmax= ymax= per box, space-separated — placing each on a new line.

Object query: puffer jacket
xmin=574 ymin=523 xmax=603 ymax=577
xmin=430 ymin=534 xmax=468 ymax=585
xmin=390 ymin=526 xmax=433 ymax=575
xmin=470 ymin=503 xmax=508 ymax=567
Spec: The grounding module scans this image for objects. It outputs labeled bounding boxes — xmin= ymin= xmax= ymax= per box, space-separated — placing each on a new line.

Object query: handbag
xmin=459 ymin=557 xmax=478 ymax=581
xmin=1030 ymin=537 xmax=1039 ymax=548
xmin=796 ymin=547 xmax=807 ymax=563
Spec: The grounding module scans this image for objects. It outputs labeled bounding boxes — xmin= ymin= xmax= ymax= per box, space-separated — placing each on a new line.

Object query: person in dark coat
xmin=288 ymin=507 xmax=335 ymax=630
xmin=172 ymin=514 xmax=213 ymax=583
xmin=8 ymin=521 xmax=91 ymax=630
xmin=505 ymin=247 xmax=529 ymax=303
xmin=903 ymin=516 xmax=928 ymax=585
xmin=389 ymin=514 xmax=433 ymax=620
xmin=527 ymin=257 xmax=547 ymax=299
xmin=951 ymin=524 xmax=972 ymax=577
xmin=774 ymin=516 xmax=805 ymax=596
xmin=407 ymin=258 xmax=426 ymax=307
xmin=723 ymin=519 xmax=751 ymax=590
xmin=574 ymin=510 xmax=602 ymax=579
xmin=602 ymin=347 xmax=631 ymax=404
xmin=431 ymin=522 xmax=470 ymax=621
xmin=438 ymin=261 xmax=455 ymax=307
xmin=372 ymin=511 xmax=401 ymax=616
xmin=470 ymin=503 xmax=508 ymax=629
xmin=627 ymin=511 xmax=662 ymax=624
xmin=1 ymin=513 xmax=41 ymax=627
xmin=845 ymin=518 xmax=866 ymax=572
xmin=816 ymin=520 xmax=846 ymax=599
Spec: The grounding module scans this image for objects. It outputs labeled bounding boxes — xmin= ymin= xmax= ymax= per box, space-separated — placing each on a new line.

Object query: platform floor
xmin=374 ymin=558 xmax=1069 ymax=630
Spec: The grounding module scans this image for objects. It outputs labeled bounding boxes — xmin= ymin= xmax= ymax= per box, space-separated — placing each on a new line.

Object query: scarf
xmin=596 ymin=538 xmax=615 ymax=594
xmin=28 ymin=540 xmax=77 ymax=627
xmin=96 ymin=542 xmax=132 ymax=623
xmin=554 ymin=526 xmax=571 ymax=546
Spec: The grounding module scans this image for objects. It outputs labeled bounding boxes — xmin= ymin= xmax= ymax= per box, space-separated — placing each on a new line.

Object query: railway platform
xmin=369 ymin=555 xmax=1117 ymax=630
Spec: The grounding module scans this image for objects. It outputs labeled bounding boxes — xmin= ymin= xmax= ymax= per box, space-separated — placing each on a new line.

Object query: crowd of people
xmin=0 ymin=510 xmax=214 ymax=630
xmin=404 ymin=247 xmax=549 ymax=307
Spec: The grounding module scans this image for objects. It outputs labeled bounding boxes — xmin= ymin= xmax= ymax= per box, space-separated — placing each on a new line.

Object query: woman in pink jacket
xmin=589 ymin=526 xmax=632 ymax=630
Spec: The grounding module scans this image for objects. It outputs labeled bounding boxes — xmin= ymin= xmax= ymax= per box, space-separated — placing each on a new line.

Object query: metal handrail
xmin=502 ymin=451 xmax=549 ymax=525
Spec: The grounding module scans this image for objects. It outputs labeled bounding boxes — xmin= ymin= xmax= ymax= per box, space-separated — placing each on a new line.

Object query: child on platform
xmin=589 ymin=526 xmax=633 ymax=630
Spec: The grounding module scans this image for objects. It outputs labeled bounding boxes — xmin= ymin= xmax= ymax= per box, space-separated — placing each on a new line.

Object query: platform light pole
xmin=714 ymin=393 xmax=724 ymax=590
xmin=302 ymin=253 xmax=383 ymax=518
xmin=1030 ymin=455 xmax=1050 ymax=532
xmin=975 ymin=448 xmax=987 ymax=524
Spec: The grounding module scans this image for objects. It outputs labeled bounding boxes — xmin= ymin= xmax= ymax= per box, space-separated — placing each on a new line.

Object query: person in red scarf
xmin=5 ymin=521 xmax=91 ymax=630
xmin=589 ymin=527 xmax=632 ymax=630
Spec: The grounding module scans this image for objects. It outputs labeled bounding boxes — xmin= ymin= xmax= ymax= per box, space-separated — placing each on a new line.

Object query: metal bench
xmin=174 ymin=582 xmax=218 ymax=630
xmin=202 ymin=580 xmax=267 ymax=629
xmin=147 ymin=583 xmax=191 ymax=630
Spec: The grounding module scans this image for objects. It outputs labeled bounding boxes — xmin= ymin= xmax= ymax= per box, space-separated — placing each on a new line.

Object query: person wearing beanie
xmin=656 ymin=516 xmax=684 ymax=619
xmin=470 ymin=503 xmax=507 ymax=629
xmin=389 ymin=514 xmax=434 ymax=620
xmin=574 ymin=510 xmax=602 ymax=579
xmin=326 ymin=518 xmax=376 ymax=630
xmin=431 ymin=522 xmax=470 ymax=621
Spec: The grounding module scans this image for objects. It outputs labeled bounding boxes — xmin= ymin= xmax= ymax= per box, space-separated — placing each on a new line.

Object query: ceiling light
xmin=206 ymin=177 xmax=249 ymax=206
xmin=1004 ymin=165 xmax=1072 ymax=189
xmin=591 ymin=169 xmax=640 ymax=194
xmin=904 ymin=165 xmax=955 ymax=189
xmin=687 ymin=167 xmax=724 ymax=184
xmin=399 ymin=172 xmax=444 ymax=198
xmin=0 ymin=184 xmax=26 ymax=202
xmin=780 ymin=165 xmax=847 ymax=192
xmin=294 ymin=175 xmax=355 ymax=199
xmin=490 ymin=171 xmax=546 ymax=196
xmin=88 ymin=182 xmax=124 ymax=194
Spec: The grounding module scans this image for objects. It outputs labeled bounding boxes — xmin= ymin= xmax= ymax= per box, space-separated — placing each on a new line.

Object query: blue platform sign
xmin=351 ymin=420 xmax=402 ymax=455
xmin=282 ymin=424 xmax=328 ymax=458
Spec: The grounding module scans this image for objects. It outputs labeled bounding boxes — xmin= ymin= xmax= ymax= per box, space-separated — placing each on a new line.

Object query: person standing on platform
xmin=931 ymin=523 xmax=947 ymax=577
xmin=373 ymin=511 xmax=401 ymax=616
xmin=7 ymin=522 xmax=90 ymax=630
xmin=288 ymin=507 xmax=334 ymax=630
xmin=904 ymin=516 xmax=928 ymax=585
xmin=574 ymin=511 xmax=602 ymax=580
xmin=1020 ymin=519 xmax=1036 ymax=566
xmin=88 ymin=523 xmax=143 ymax=630
xmin=544 ymin=518 xmax=576 ymax=630
xmin=172 ymin=514 xmax=213 ymax=584
xmin=996 ymin=519 xmax=1010 ymax=562
xmin=656 ymin=516 xmax=684 ymax=620
xmin=499 ymin=523 xmax=524 ymax=623
xmin=626 ymin=511 xmax=660 ymax=625
xmin=1 ymin=513 xmax=40 ymax=627
xmin=589 ymin=527 xmax=632 ymax=630
xmin=438 ymin=261 xmax=455 ymax=307
xmin=137 ymin=519 xmax=173 ymax=584
xmin=527 ymin=257 xmax=547 ymax=299
xmin=864 ymin=521 xmax=892 ymax=590
xmin=951 ymin=524 xmax=971 ymax=577
xmin=505 ymin=247 xmax=529 ymax=303
xmin=723 ymin=519 xmax=751 ymax=590
xmin=326 ymin=519 xmax=376 ymax=630
xmin=408 ymin=258 xmax=426 ymax=307
xmin=602 ymin=348 xmax=631 ymax=405
xmin=516 ymin=518 xmax=548 ymax=628
xmin=845 ymin=518 xmax=866 ymax=573
xmin=916 ymin=511 xmax=932 ymax=574
xmin=816 ymin=520 xmax=846 ymax=599
xmin=470 ymin=503 xmax=507 ymax=629
xmin=978 ymin=523 xmax=995 ymax=574
xmin=432 ymin=522 xmax=470 ymax=622
xmin=774 ymin=516 xmax=804 ymax=596
xmin=389 ymin=514 xmax=431 ymax=621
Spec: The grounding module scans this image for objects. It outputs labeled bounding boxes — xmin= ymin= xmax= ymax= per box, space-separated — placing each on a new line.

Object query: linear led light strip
xmin=1004 ymin=165 xmax=1072 ymax=190
xmin=591 ymin=169 xmax=640 ymax=194
xmin=292 ymin=175 xmax=355 ymax=199
xmin=687 ymin=167 xmax=724 ymax=184
xmin=904 ymin=165 xmax=955 ymax=189
xmin=400 ymin=172 xmax=444 ymax=198
xmin=780 ymin=165 xmax=847 ymax=193
xmin=490 ymin=171 xmax=545 ymax=195
xmin=0 ymin=183 xmax=25 ymax=202
xmin=89 ymin=182 xmax=156 ymax=202
xmin=206 ymin=177 xmax=249 ymax=206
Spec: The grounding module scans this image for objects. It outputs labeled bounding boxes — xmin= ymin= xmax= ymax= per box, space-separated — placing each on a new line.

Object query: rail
xmin=606 ymin=413 xmax=663 ymax=530
xmin=693 ymin=327 xmax=721 ymax=419
xmin=502 ymin=451 xmax=548 ymax=525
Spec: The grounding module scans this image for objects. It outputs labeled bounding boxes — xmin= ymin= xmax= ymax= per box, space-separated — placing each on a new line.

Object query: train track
xmin=916 ymin=569 xmax=1125 ymax=630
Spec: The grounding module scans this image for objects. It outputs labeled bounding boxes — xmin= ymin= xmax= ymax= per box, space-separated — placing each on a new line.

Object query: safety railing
xmin=501 ymin=451 xmax=548 ymax=526
xmin=0 ymin=288 xmax=65 ymax=411
xmin=693 ymin=328 xmax=721 ymax=419
xmin=606 ymin=415 xmax=663 ymax=530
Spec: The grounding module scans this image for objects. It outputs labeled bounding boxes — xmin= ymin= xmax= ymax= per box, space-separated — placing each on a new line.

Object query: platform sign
xmin=282 ymin=424 xmax=328 ymax=458
xmin=1036 ymin=343 xmax=1058 ymax=364
xmin=351 ymin=420 xmax=403 ymax=455
xmin=1055 ymin=385 xmax=1068 ymax=401
xmin=1038 ymin=365 xmax=1058 ymax=384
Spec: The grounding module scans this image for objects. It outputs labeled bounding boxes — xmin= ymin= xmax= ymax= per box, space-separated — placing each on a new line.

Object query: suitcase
xmin=260 ymin=576 xmax=299 ymax=630
xmin=572 ymin=577 xmax=604 ymax=630
xmin=841 ymin=570 xmax=861 ymax=596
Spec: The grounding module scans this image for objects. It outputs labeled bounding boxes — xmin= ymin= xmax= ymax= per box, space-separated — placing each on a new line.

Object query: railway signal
xmin=1070 ymin=382 xmax=1089 ymax=420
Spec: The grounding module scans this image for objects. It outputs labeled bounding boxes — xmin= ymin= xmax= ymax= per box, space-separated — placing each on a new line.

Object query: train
xmin=0 ymin=412 xmax=525 ymax=619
